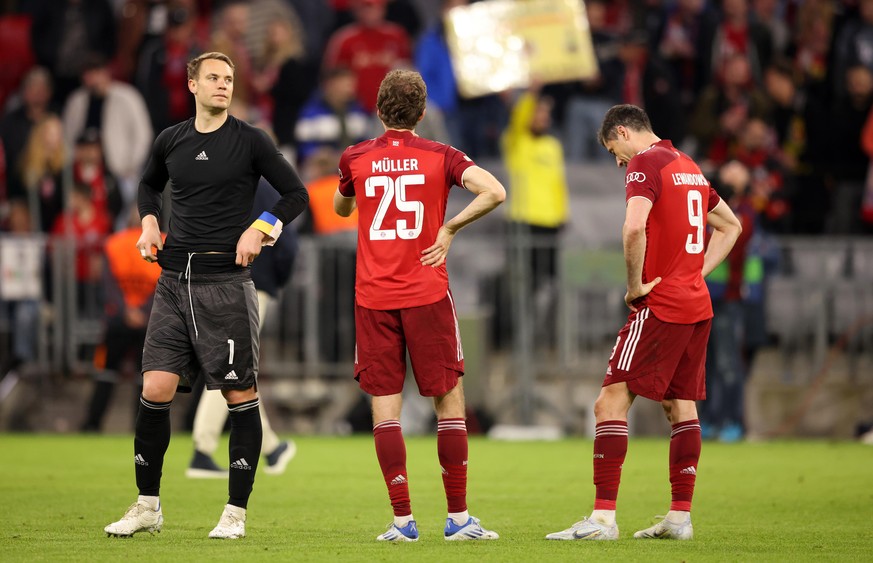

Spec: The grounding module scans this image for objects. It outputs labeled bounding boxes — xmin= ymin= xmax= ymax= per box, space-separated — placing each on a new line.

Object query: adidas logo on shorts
xmin=225 ymin=370 xmax=238 ymax=380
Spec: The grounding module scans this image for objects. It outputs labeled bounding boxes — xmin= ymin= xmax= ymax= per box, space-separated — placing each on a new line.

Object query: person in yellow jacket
xmin=502 ymin=86 xmax=570 ymax=294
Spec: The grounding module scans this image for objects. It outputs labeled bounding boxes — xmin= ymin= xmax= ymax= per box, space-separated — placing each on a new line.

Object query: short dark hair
xmin=187 ymin=52 xmax=235 ymax=81
xmin=376 ymin=70 xmax=427 ymax=130
xmin=597 ymin=104 xmax=653 ymax=146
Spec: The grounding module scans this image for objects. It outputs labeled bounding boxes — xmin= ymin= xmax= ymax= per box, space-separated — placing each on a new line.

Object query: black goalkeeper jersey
xmin=137 ymin=115 xmax=308 ymax=273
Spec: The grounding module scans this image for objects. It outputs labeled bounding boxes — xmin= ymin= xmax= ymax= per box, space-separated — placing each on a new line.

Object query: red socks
xmin=373 ymin=420 xmax=410 ymax=516
xmin=669 ymin=419 xmax=701 ymax=512
xmin=593 ymin=420 xmax=628 ymax=510
xmin=437 ymin=418 xmax=468 ymax=513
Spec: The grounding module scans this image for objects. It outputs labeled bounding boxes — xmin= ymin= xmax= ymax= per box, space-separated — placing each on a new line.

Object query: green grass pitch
xmin=1 ymin=434 xmax=871 ymax=562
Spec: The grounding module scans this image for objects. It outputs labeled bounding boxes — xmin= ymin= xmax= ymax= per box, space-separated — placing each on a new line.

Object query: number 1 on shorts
xmin=228 ymin=339 xmax=235 ymax=364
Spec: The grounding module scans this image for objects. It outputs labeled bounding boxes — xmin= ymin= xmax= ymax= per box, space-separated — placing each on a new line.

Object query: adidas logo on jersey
xmin=134 ymin=454 xmax=148 ymax=466
xmin=389 ymin=474 xmax=407 ymax=486
xmin=195 ymin=151 xmax=208 ymax=161
xmin=225 ymin=370 xmax=238 ymax=380
xmin=680 ymin=466 xmax=697 ymax=475
xmin=230 ymin=458 xmax=252 ymax=470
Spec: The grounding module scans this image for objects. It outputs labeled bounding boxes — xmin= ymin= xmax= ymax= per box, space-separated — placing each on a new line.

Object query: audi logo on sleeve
xmin=626 ymin=172 xmax=646 ymax=183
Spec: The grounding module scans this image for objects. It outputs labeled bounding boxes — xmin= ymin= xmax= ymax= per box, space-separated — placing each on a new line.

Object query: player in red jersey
xmin=547 ymin=105 xmax=742 ymax=541
xmin=334 ymin=70 xmax=505 ymax=542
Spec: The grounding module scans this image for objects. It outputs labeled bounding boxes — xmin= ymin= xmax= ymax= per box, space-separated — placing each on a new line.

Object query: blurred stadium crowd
xmin=1 ymin=0 xmax=872 ymax=437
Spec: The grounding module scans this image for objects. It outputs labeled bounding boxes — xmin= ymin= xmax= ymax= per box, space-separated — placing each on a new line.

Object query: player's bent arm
xmin=334 ymin=188 xmax=357 ymax=217
xmin=623 ymin=197 xmax=653 ymax=293
xmin=444 ymin=166 xmax=506 ymax=234
xmin=702 ymin=199 xmax=742 ymax=278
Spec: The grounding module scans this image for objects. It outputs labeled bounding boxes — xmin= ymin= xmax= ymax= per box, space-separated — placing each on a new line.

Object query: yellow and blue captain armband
xmin=250 ymin=211 xmax=283 ymax=246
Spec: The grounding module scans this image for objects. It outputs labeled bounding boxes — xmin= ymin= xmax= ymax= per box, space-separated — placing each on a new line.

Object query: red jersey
xmin=625 ymin=140 xmax=721 ymax=324
xmin=338 ymin=129 xmax=475 ymax=310
xmin=323 ymin=23 xmax=411 ymax=111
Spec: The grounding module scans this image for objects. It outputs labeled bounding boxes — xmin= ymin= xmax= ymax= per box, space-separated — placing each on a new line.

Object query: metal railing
xmin=2 ymin=233 xmax=873 ymax=425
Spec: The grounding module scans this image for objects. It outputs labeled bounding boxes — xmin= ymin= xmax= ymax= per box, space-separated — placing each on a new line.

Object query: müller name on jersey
xmin=372 ymin=157 xmax=420 ymax=173
xmin=670 ymin=172 xmax=709 ymax=186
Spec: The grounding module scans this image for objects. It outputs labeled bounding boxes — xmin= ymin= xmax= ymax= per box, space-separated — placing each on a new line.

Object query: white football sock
xmin=138 ymin=495 xmax=160 ymax=510
xmin=448 ymin=510 xmax=469 ymax=526
xmin=590 ymin=509 xmax=616 ymax=525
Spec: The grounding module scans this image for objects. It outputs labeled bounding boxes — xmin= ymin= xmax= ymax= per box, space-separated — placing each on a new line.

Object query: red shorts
xmin=354 ymin=292 xmax=464 ymax=397
xmin=604 ymin=307 xmax=711 ymax=401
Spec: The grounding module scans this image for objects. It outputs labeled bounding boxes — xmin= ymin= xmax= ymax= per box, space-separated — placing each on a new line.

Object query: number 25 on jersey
xmin=365 ymin=174 xmax=424 ymax=241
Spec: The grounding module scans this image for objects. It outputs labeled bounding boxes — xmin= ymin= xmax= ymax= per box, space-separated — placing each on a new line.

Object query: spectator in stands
xmin=323 ymin=0 xmax=411 ymax=112
xmin=702 ymin=160 xmax=757 ymax=442
xmin=827 ymin=64 xmax=873 ymax=234
xmin=726 ymin=117 xmax=791 ymax=233
xmin=299 ymin=147 xmax=358 ymax=365
xmin=210 ymin=0 xmax=254 ymax=113
xmin=81 ymin=209 xmax=163 ymax=432
xmin=690 ymin=52 xmax=771 ymax=167
xmin=251 ymin=12 xmax=317 ymax=148
xmin=789 ymin=0 xmax=833 ymax=104
xmin=414 ymin=0 xmax=467 ymax=147
xmin=560 ymin=0 xmax=623 ymax=161
xmin=50 ymin=182 xmax=112 ymax=300
xmin=10 ymin=114 xmax=67 ymax=233
xmin=286 ymin=0 xmax=335 ymax=65
xmin=72 ymin=128 xmax=122 ymax=229
xmin=751 ymin=0 xmax=789 ymax=56
xmin=0 ymin=67 xmax=54 ymax=181
xmin=616 ymin=30 xmax=686 ymax=146
xmin=502 ymin=85 xmax=569 ymax=341
xmin=832 ymin=0 xmax=873 ymax=101
xmin=762 ymin=58 xmax=832 ymax=234
xmin=294 ymin=66 xmax=370 ymax=164
xmin=0 ymin=200 xmax=43 ymax=379
xmin=29 ymin=0 xmax=117 ymax=106
xmin=62 ymin=52 xmax=153 ymax=230
xmin=331 ymin=0 xmax=423 ymax=39
xmin=698 ymin=0 xmax=773 ymax=86
xmin=657 ymin=0 xmax=712 ymax=112
xmin=135 ymin=2 xmax=202 ymax=134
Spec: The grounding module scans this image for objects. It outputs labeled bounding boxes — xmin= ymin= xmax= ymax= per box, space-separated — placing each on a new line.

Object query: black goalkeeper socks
xmin=227 ymin=398 xmax=262 ymax=509
xmin=134 ymin=396 xmax=172 ymax=496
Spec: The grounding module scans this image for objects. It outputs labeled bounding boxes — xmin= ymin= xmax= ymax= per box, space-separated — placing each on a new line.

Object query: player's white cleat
xmin=633 ymin=514 xmax=693 ymax=540
xmin=105 ymin=501 xmax=163 ymax=537
xmin=376 ymin=520 xmax=419 ymax=542
xmin=545 ymin=517 xmax=619 ymax=540
xmin=208 ymin=504 xmax=246 ymax=539
xmin=444 ymin=516 xmax=499 ymax=540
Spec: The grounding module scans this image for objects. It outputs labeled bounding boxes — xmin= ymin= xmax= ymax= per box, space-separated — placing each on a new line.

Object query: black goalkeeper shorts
xmin=142 ymin=269 xmax=259 ymax=392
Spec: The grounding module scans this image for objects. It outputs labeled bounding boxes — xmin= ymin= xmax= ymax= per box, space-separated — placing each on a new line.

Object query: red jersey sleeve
xmin=338 ymin=149 xmax=355 ymax=197
xmin=624 ymin=153 xmax=662 ymax=203
xmin=444 ymin=145 xmax=475 ymax=189
xmin=706 ymin=185 xmax=721 ymax=212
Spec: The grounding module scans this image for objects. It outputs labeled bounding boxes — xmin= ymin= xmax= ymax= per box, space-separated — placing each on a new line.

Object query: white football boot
xmin=633 ymin=514 xmax=693 ymax=540
xmin=546 ymin=516 xmax=619 ymax=540
xmin=105 ymin=500 xmax=163 ymax=537
xmin=208 ymin=504 xmax=246 ymax=539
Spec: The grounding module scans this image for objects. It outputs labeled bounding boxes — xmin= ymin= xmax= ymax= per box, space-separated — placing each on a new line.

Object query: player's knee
xmin=661 ymin=400 xmax=673 ymax=423
xmin=223 ymin=387 xmax=258 ymax=404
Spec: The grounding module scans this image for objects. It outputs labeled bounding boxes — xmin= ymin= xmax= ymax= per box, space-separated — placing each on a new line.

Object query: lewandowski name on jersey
xmin=372 ymin=158 xmax=420 ymax=173
xmin=670 ymin=172 xmax=709 ymax=187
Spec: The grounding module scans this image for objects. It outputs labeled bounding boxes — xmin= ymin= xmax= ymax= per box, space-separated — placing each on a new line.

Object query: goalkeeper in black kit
xmin=104 ymin=52 xmax=308 ymax=540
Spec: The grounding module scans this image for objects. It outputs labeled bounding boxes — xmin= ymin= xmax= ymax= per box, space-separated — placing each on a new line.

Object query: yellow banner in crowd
xmin=445 ymin=0 xmax=598 ymax=98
